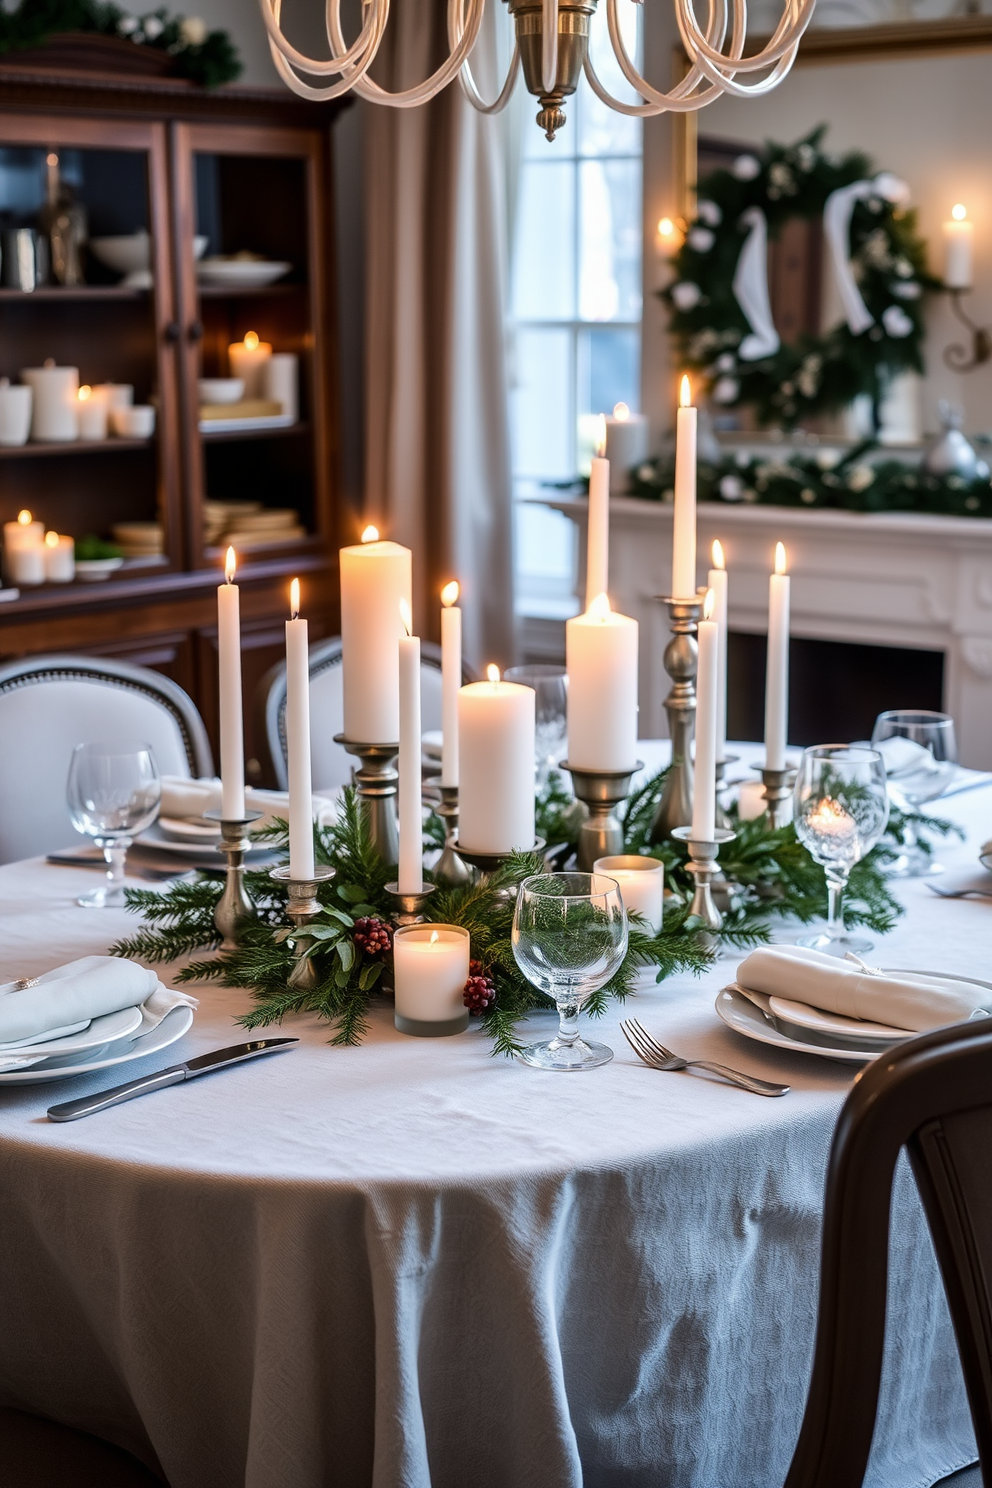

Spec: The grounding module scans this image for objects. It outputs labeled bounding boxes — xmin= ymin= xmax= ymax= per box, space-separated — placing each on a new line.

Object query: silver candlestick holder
xmin=204 ymin=809 xmax=262 ymax=950
xmin=385 ymin=881 xmax=437 ymax=926
xmin=757 ymin=765 xmax=798 ymax=831
xmin=672 ymin=826 xmax=737 ymax=948
xmin=270 ymin=863 xmax=337 ymax=989
xmin=562 ymin=761 xmax=642 ymax=872
xmin=650 ymin=594 xmax=703 ymax=844
xmin=433 ymin=786 xmax=473 ymax=887
xmin=450 ymin=836 xmax=547 ymax=899
xmin=334 ymin=734 xmax=399 ymax=867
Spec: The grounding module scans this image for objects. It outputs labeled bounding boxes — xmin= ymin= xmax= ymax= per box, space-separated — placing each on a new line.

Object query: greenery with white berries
xmin=663 ymin=128 xmax=937 ymax=428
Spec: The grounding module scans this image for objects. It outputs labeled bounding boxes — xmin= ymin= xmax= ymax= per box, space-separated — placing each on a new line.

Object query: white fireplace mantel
xmin=544 ymin=496 xmax=992 ymax=769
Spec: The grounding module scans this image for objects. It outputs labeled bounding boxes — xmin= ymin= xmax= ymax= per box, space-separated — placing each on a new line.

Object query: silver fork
xmin=621 ymin=1019 xmax=790 ymax=1097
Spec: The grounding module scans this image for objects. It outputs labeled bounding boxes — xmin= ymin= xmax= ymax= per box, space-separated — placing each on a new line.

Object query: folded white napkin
xmin=0 ymin=956 xmax=159 ymax=1046
xmin=737 ymin=946 xmax=991 ymax=1032
xmin=159 ymin=777 xmax=337 ymax=831
xmin=0 ymin=980 xmax=197 ymax=1072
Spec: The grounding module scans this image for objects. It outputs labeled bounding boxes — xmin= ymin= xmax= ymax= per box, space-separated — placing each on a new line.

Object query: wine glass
xmin=512 ymin=871 xmax=628 ymax=1070
xmin=504 ymin=665 xmax=568 ymax=785
xmin=793 ymin=745 xmax=889 ymax=956
xmin=870 ymin=710 xmax=958 ymax=877
xmin=67 ymin=741 xmax=161 ymax=907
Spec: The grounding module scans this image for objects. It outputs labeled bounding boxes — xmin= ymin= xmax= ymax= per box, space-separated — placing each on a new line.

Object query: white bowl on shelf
xmin=111 ymin=405 xmax=156 ymax=438
xmin=196 ymin=258 xmax=292 ymax=290
xmin=198 ymin=378 xmax=245 ymax=405
xmin=75 ymin=557 xmax=124 ymax=582
xmin=90 ymin=232 xmax=208 ymax=287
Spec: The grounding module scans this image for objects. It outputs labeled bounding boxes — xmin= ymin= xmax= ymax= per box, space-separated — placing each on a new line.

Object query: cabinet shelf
xmin=200 ymin=421 xmax=310 ymax=444
xmin=0 ymin=436 xmax=153 ymax=459
xmin=0 ymin=285 xmax=148 ymax=302
xmin=197 ymin=282 xmax=306 ymax=299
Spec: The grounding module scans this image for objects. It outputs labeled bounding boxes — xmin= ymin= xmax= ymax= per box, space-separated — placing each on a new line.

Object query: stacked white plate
xmin=0 ymin=992 xmax=193 ymax=1086
xmin=196 ymin=258 xmax=292 ymax=289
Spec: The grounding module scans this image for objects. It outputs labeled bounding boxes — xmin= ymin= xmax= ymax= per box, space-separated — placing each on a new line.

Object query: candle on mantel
xmin=708 ymin=540 xmax=729 ymax=764
xmin=943 ymin=204 xmax=974 ymax=291
xmin=339 ymin=525 xmax=412 ymax=744
xmin=586 ymin=414 xmax=609 ymax=608
xmin=217 ymin=546 xmax=245 ymax=820
xmin=398 ymin=598 xmax=423 ymax=894
xmin=440 ymin=580 xmax=461 ymax=789
xmin=765 ymin=542 xmax=790 ymax=772
xmin=672 ymin=375 xmax=697 ymax=598
xmin=566 ymin=592 xmax=638 ymax=772
xmin=458 ymin=666 xmax=535 ymax=854
xmin=691 ymin=588 xmax=718 ymax=842
xmin=604 ymin=402 xmax=648 ymax=495
xmin=393 ymin=924 xmax=471 ymax=1034
xmin=286 ymin=577 xmax=314 ymax=880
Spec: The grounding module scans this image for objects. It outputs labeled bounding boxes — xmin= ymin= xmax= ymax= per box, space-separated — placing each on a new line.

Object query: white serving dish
xmin=198 ymin=378 xmax=245 ymax=405
xmin=196 ymin=259 xmax=291 ymax=289
xmin=75 ymin=557 xmax=124 ymax=582
xmin=91 ymin=232 xmax=207 ymax=287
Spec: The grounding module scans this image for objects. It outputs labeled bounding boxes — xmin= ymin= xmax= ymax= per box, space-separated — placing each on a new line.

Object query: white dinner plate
xmin=716 ymin=986 xmax=880 ymax=1064
xmin=0 ymin=1004 xmax=194 ymax=1086
xmin=157 ymin=816 xmax=222 ymax=843
xmin=0 ymin=1005 xmax=143 ymax=1058
xmin=136 ymin=821 xmax=264 ymax=859
xmin=196 ymin=259 xmax=291 ymax=288
xmin=766 ymin=996 xmax=903 ymax=1043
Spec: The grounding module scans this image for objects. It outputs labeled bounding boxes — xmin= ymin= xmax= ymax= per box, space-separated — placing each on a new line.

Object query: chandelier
xmin=258 ymin=0 xmax=816 ymax=141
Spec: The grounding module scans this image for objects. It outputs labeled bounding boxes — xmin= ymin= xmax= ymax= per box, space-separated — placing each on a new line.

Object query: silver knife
xmin=46 ymin=1037 xmax=299 ymax=1122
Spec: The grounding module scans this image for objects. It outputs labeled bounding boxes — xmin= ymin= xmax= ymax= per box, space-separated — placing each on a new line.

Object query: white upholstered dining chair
xmin=0 ymin=655 xmax=213 ymax=865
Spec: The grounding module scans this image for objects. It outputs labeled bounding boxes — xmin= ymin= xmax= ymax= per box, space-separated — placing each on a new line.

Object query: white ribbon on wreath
xmin=733 ymin=207 xmax=780 ymax=361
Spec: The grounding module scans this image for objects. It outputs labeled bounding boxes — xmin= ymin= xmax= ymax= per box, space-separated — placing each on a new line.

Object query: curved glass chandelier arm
xmin=349 ymin=0 xmax=487 ymax=106
xmin=543 ymin=0 xmax=559 ymax=94
xmin=587 ymin=0 xmax=727 ymax=115
xmin=459 ymin=44 xmax=522 ymax=113
xmin=257 ymin=0 xmax=385 ymax=78
xmin=582 ymin=49 xmax=723 ymax=114
xmin=676 ymin=0 xmax=814 ymax=77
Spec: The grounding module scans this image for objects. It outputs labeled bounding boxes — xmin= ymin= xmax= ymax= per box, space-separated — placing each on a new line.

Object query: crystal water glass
xmin=67 ymin=741 xmax=161 ymax=907
xmin=793 ymin=745 xmax=889 ymax=956
xmin=505 ymin=665 xmax=568 ymax=785
xmin=512 ymin=872 xmax=628 ymax=1070
xmin=870 ymin=710 xmax=957 ymax=877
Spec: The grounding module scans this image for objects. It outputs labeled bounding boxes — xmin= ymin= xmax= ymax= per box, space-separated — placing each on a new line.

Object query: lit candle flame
xmin=712 ymin=538 xmax=725 ymax=570
xmin=290 ymin=577 xmax=300 ymax=619
xmin=808 ymin=796 xmax=856 ymax=840
xmin=45 ymin=531 xmax=59 ymax=548
xmin=952 ymin=203 xmax=968 ymax=222
xmin=680 ymin=375 xmax=692 ymax=408
xmin=658 ymin=216 xmax=675 ymax=239
xmin=399 ymin=597 xmax=412 ymax=636
xmin=441 ymin=580 xmax=459 ymax=607
xmin=612 ymin=401 xmax=630 ymax=422
xmin=225 ymin=546 xmax=237 ymax=584
xmin=593 ymin=413 xmax=607 ymax=458
xmin=430 ymin=930 xmax=439 ymax=945
xmin=361 ymin=525 xmax=379 ymax=543
xmin=774 ymin=541 xmax=788 ymax=576
xmin=78 ymin=385 xmax=91 ymax=402
xmin=703 ymin=587 xmax=715 ymax=621
xmin=589 ymin=591 xmax=612 ymax=620
xmin=244 ymin=331 xmax=259 ymax=351
xmin=486 ymin=663 xmax=500 ymax=685
xmin=17 ymin=510 xmax=31 ymax=526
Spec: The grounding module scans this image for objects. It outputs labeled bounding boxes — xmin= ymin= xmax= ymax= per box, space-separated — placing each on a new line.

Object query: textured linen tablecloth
xmin=0 ymin=764 xmax=989 ymax=1488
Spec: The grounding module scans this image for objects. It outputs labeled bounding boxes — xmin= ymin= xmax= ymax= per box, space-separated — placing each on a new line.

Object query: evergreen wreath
xmin=663 ymin=127 xmax=937 ymax=428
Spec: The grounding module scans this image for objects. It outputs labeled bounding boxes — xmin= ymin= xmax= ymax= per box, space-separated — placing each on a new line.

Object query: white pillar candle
xmin=217 ymin=546 xmax=245 ymax=820
xmin=286 ymin=578 xmax=314 ymax=880
xmin=3 ymin=511 xmax=44 ymax=586
xmin=21 ymin=362 xmax=79 ymax=442
xmin=228 ymin=332 xmax=272 ymax=398
xmin=605 ymin=402 xmax=649 ymax=495
xmin=393 ymin=924 xmax=470 ymax=1033
xmin=3 ymin=510 xmax=43 ymax=550
xmin=398 ymin=604 xmax=423 ymax=893
xmin=262 ymin=353 xmax=299 ymax=422
xmin=458 ymin=669 xmax=535 ymax=854
xmin=943 ymin=205 xmax=974 ymax=291
xmin=708 ymin=540 xmax=729 ymax=764
xmin=440 ymin=581 xmax=461 ymax=789
xmin=566 ymin=593 xmax=638 ymax=772
xmin=43 ymin=532 xmax=74 ymax=582
xmin=586 ymin=415 xmax=609 ymax=607
xmin=691 ymin=589 xmax=718 ymax=842
xmin=339 ymin=527 xmax=412 ymax=743
xmin=76 ymin=385 xmax=108 ymax=441
xmin=593 ymin=854 xmax=664 ymax=934
xmin=765 ymin=542 xmax=791 ymax=772
xmin=672 ymin=376 xmax=697 ymax=598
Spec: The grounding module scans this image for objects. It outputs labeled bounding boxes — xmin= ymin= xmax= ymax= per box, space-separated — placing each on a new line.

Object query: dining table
xmin=0 ymin=743 xmax=989 ymax=1488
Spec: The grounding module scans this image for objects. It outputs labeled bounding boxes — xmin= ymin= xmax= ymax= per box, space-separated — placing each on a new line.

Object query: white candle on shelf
xmin=943 ymin=204 xmax=974 ymax=290
xmin=566 ymin=593 xmax=638 ymax=772
xmin=393 ymin=924 xmax=470 ymax=1034
xmin=604 ymin=402 xmax=649 ymax=495
xmin=228 ymin=331 xmax=272 ymax=398
xmin=458 ymin=667 xmax=535 ymax=854
xmin=286 ymin=577 xmax=314 ymax=880
xmin=217 ymin=546 xmax=245 ymax=820
xmin=339 ymin=525 xmax=412 ymax=744
xmin=708 ymin=540 xmax=729 ymax=764
xmin=672 ymin=376 xmax=697 ymax=598
xmin=398 ymin=599 xmax=423 ymax=894
xmin=586 ymin=415 xmax=609 ymax=607
xmin=765 ymin=542 xmax=791 ymax=772
xmin=3 ymin=509 xmax=43 ymax=550
xmin=691 ymin=588 xmax=718 ymax=842
xmin=593 ymin=854 xmax=664 ymax=934
xmin=43 ymin=531 xmax=74 ymax=583
xmin=76 ymin=384 xmax=108 ymax=441
xmin=440 ymin=581 xmax=461 ymax=789
xmin=20 ymin=361 xmax=78 ymax=442
xmin=3 ymin=510 xmax=44 ymax=586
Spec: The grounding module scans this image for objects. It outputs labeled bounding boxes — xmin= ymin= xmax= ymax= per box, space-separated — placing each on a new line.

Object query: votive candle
xmin=593 ymin=854 xmax=664 ymax=934
xmin=393 ymin=924 xmax=471 ymax=1036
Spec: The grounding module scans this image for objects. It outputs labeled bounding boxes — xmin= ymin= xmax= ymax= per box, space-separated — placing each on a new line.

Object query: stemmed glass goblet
xmin=512 ymin=871 xmax=628 ymax=1070
xmin=870 ymin=710 xmax=957 ymax=877
xmin=67 ymin=741 xmax=161 ymax=907
xmin=793 ymin=745 xmax=889 ymax=956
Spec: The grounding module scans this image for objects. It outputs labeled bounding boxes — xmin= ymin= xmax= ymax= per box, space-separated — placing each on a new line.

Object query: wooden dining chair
xmin=784 ymin=1015 xmax=992 ymax=1488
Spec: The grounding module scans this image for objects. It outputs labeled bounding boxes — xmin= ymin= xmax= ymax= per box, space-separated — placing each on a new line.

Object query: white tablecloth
xmin=0 ymin=757 xmax=989 ymax=1488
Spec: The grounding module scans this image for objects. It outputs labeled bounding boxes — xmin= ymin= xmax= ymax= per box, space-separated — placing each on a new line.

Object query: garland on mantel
xmin=110 ymin=771 xmax=956 ymax=1055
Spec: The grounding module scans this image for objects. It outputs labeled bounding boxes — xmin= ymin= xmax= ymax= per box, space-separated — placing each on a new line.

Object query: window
xmin=509 ymin=10 xmax=643 ymax=615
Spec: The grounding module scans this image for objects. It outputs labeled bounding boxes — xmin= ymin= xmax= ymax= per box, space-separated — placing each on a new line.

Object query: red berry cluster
xmin=353 ymin=916 xmax=392 ymax=959
xmin=463 ymin=958 xmax=496 ymax=1015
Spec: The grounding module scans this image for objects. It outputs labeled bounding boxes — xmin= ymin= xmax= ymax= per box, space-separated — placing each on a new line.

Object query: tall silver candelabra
xmin=650 ymin=594 xmax=702 ymax=844
xmin=334 ymin=734 xmax=399 ymax=867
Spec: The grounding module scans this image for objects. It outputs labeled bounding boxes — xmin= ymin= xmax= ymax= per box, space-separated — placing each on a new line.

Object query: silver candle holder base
xmin=672 ymin=826 xmax=736 ymax=948
xmin=204 ymin=810 xmax=262 ymax=950
xmin=334 ymin=734 xmax=399 ymax=868
xmin=450 ymin=835 xmax=546 ymax=899
xmin=270 ymin=863 xmax=337 ymax=989
xmin=433 ymin=786 xmax=473 ymax=887
xmin=757 ymin=765 xmax=798 ymax=831
xmin=650 ymin=595 xmax=703 ymax=844
xmin=385 ymin=881 xmax=437 ymax=926
xmin=562 ymin=761 xmax=642 ymax=872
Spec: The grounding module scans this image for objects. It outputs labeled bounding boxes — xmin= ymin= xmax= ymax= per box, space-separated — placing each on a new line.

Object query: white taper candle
xmin=286 ymin=578 xmax=314 ymax=880
xmin=708 ymin=540 xmax=729 ymax=764
xmin=440 ymin=581 xmax=461 ymax=789
xmin=398 ymin=602 xmax=423 ymax=894
xmin=217 ymin=546 xmax=245 ymax=820
xmin=691 ymin=589 xmax=718 ymax=842
xmin=672 ymin=375 xmax=697 ymax=599
xmin=765 ymin=543 xmax=790 ymax=772
xmin=586 ymin=414 xmax=609 ymax=609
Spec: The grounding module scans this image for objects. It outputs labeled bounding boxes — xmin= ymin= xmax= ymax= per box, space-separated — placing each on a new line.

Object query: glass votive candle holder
xmin=393 ymin=923 xmax=471 ymax=1038
xmin=737 ymin=780 xmax=767 ymax=822
xmin=593 ymin=854 xmax=664 ymax=934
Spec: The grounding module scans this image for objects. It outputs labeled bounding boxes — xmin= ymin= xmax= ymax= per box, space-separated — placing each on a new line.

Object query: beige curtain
xmin=363 ymin=0 xmax=514 ymax=670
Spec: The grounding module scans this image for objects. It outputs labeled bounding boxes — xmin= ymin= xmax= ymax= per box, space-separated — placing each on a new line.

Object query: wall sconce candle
xmin=942 ymin=205 xmax=991 ymax=372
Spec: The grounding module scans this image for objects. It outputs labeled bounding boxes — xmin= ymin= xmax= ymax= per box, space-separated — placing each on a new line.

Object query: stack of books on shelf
xmin=203 ymin=500 xmax=306 ymax=550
